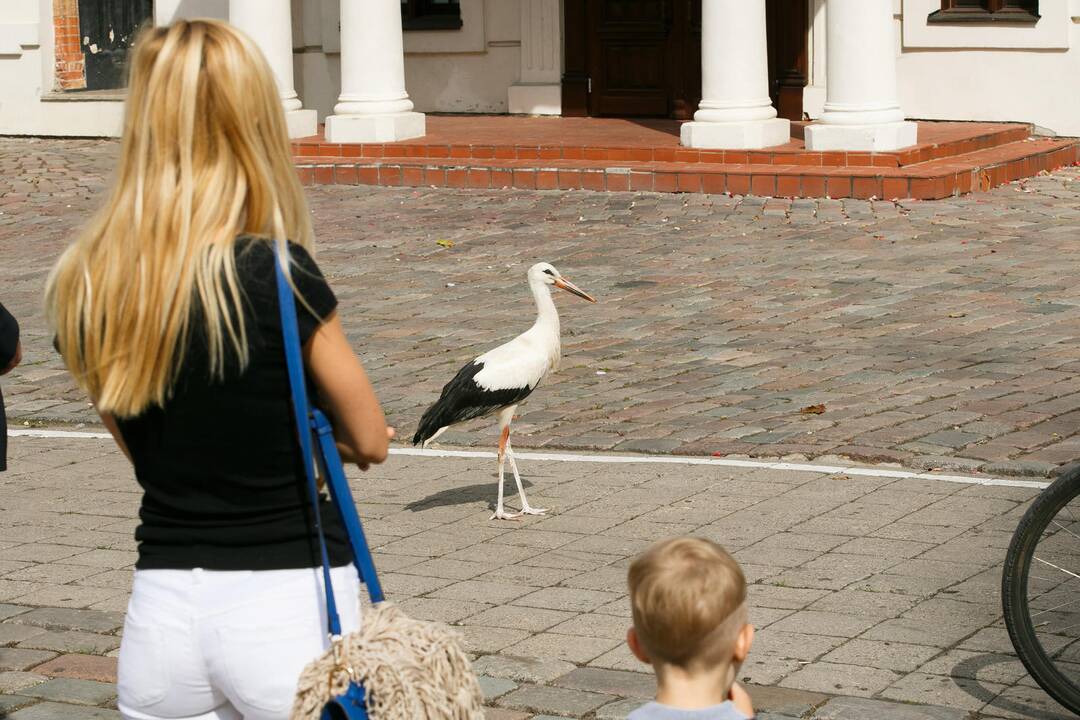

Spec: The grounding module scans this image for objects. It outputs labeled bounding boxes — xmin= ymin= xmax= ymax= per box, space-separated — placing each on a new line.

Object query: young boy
xmin=626 ymin=537 xmax=755 ymax=720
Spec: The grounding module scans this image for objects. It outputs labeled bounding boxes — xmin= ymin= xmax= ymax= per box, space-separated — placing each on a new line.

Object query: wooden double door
xmin=563 ymin=0 xmax=808 ymax=121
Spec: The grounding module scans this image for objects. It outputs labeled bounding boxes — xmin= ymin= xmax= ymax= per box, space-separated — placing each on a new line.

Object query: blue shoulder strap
xmin=311 ymin=410 xmax=384 ymax=604
xmin=274 ymin=250 xmax=384 ymax=639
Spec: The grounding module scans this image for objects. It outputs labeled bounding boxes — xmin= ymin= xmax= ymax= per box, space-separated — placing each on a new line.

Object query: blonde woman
xmin=46 ymin=20 xmax=391 ymax=720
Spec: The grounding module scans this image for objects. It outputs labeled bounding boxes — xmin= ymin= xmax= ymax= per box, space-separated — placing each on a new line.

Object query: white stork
xmin=413 ymin=262 xmax=597 ymax=520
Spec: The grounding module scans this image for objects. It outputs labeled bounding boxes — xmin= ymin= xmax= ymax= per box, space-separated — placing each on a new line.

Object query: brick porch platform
xmin=291 ymin=116 xmax=1079 ymax=199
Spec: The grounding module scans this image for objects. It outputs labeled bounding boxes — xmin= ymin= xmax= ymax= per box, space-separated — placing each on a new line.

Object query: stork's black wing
xmin=413 ymin=361 xmax=535 ymax=445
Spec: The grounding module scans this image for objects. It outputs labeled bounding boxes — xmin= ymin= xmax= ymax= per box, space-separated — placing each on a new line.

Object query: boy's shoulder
xmin=627 ymin=700 xmax=752 ymax=720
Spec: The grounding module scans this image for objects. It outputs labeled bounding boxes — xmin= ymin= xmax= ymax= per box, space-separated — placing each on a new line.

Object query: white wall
xmin=896 ymin=0 xmax=1080 ymax=136
xmin=0 ymin=0 xmax=521 ymax=137
xmin=294 ymin=0 xmax=521 ymax=120
xmin=0 ymin=0 xmax=123 ymax=137
xmin=808 ymin=0 xmax=1080 ymax=137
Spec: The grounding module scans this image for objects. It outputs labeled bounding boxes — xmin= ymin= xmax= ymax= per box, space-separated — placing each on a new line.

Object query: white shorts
xmin=117 ymin=565 xmax=362 ymax=720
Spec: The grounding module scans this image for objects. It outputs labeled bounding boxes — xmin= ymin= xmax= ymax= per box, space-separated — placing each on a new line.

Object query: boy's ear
xmin=627 ymin=626 xmax=651 ymax=664
xmin=733 ymin=623 xmax=755 ymax=663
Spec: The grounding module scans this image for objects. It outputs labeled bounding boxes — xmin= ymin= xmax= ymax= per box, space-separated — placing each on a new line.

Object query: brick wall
xmin=53 ymin=0 xmax=86 ymax=90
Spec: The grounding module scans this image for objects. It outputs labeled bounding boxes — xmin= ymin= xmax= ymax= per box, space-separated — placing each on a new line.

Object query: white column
xmin=230 ymin=0 xmax=317 ymax=139
xmin=324 ymin=0 xmax=425 ymax=143
xmin=804 ymin=0 xmax=916 ymax=151
xmin=680 ymin=0 xmax=789 ymax=149
xmin=154 ymin=0 xmax=183 ymax=24
xmin=155 ymin=0 xmax=227 ymax=23
xmin=508 ymin=0 xmax=562 ymax=115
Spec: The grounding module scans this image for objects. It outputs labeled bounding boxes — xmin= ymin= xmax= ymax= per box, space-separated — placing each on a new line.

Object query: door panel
xmin=669 ymin=0 xmax=701 ymax=120
xmin=572 ymin=0 xmax=803 ymax=120
xmin=587 ymin=0 xmax=671 ymax=117
xmin=766 ymin=0 xmax=809 ymax=121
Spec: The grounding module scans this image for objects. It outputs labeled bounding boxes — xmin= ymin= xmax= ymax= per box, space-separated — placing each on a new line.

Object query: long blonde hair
xmin=46 ymin=19 xmax=313 ymax=418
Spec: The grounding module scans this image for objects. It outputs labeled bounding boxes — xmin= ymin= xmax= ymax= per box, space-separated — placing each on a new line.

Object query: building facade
xmin=2 ymin=0 xmax=1079 ymax=144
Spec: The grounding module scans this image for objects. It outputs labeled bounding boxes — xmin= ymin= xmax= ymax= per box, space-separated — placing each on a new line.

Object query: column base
xmin=680 ymin=118 xmax=791 ymax=150
xmin=285 ymin=109 xmax=318 ymax=139
xmin=804 ymin=120 xmax=918 ymax=152
xmin=508 ymin=84 xmax=561 ymax=115
xmin=324 ymin=111 xmax=426 ymax=143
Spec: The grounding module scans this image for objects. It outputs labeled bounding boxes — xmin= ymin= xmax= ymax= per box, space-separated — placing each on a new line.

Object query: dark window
xmin=928 ymin=0 xmax=1039 ymax=23
xmin=401 ymin=0 xmax=463 ymax=31
xmin=78 ymin=0 xmax=153 ymax=90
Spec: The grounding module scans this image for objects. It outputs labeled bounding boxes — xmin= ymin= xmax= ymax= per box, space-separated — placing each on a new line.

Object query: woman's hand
xmin=730 ymin=681 xmax=754 ymax=718
xmin=337 ymin=426 xmax=395 ymax=470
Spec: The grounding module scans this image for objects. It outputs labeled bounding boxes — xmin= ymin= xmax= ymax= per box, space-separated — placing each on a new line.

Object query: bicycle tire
xmin=1002 ymin=465 xmax=1080 ymax=715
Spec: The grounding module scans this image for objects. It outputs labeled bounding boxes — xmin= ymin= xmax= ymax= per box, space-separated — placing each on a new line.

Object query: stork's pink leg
xmin=491 ymin=424 xmax=517 ymax=520
xmin=506 ymin=439 xmax=546 ymax=515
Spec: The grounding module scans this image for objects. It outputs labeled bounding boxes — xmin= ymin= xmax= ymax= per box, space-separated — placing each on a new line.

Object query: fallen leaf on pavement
xmin=436 ymin=238 xmax=454 ymax=248
xmin=799 ymin=404 xmax=826 ymax=415
xmin=948 ymin=312 xmax=966 ymax=318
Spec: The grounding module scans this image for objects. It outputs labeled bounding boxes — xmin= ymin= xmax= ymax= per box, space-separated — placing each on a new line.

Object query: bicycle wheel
xmin=1002 ymin=465 xmax=1080 ymax=714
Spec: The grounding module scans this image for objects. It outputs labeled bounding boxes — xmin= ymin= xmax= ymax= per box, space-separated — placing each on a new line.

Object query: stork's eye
xmin=543 ymin=269 xmax=555 ymax=276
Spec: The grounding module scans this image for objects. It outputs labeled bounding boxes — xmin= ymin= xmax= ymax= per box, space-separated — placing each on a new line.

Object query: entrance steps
xmin=292 ymin=117 xmax=1078 ymax=199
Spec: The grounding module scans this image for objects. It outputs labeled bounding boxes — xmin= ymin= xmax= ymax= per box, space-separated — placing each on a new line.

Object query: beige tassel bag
xmin=275 ymin=259 xmax=483 ymax=720
xmin=291 ymin=602 xmax=483 ymax=720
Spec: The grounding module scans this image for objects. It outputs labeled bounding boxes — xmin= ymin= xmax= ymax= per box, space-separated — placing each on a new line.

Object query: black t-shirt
xmin=116 ymin=238 xmax=352 ymax=570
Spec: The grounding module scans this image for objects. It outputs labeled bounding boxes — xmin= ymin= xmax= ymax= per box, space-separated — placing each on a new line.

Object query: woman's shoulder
xmin=235 ymin=236 xmax=315 ymax=267
xmin=234 ymin=237 xmax=324 ymax=287
xmin=233 ymin=236 xmax=336 ymax=318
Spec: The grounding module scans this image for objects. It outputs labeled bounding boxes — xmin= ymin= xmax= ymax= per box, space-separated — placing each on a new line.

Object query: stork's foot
xmin=490 ymin=509 xmax=521 ymax=521
xmin=520 ymin=506 xmax=548 ymax=516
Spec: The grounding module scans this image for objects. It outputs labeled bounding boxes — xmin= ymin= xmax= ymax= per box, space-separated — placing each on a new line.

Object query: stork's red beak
xmin=555 ymin=277 xmax=597 ymax=303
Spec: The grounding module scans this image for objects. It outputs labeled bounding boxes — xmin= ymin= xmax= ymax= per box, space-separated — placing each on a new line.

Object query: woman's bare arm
xmin=304 ymin=311 xmax=391 ymax=470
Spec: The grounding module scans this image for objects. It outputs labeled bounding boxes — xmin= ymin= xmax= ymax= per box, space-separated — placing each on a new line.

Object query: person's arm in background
xmin=305 ymin=312 xmax=393 ymax=470
xmin=0 ymin=303 xmax=21 ymax=376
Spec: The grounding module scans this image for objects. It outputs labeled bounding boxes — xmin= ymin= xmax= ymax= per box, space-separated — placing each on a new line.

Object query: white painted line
xmin=843 ymin=467 xmax=919 ymax=479
xmin=9 ymin=429 xmax=112 ymax=440
xmin=391 ymin=447 xmax=1050 ymax=489
xmin=9 ymin=430 xmax=1050 ymax=490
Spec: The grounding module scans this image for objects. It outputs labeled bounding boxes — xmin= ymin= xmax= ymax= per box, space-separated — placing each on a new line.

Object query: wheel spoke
xmin=1031 ymin=595 xmax=1080 ymax=618
xmin=1049 ymin=519 xmax=1080 ymax=543
xmin=1033 ymin=556 xmax=1080 ymax=582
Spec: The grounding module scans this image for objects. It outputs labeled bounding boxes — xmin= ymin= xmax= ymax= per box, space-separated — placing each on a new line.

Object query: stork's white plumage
xmin=413 ymin=262 xmax=596 ymax=520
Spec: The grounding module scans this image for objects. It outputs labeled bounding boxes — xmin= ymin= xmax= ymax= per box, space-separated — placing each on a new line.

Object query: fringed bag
xmin=273 ymin=254 xmax=484 ymax=720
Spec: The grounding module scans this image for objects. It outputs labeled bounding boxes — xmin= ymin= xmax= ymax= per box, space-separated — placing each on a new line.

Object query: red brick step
xmin=291 ymin=117 xmax=1031 ymax=170
xmin=295 ymin=137 xmax=1079 ymax=200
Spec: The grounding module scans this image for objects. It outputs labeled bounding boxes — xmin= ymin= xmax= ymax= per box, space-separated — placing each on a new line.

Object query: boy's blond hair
xmin=628 ymin=537 xmax=746 ymax=669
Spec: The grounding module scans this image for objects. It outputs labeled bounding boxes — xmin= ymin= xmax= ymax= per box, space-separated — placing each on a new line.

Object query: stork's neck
xmin=530 ymin=277 xmax=560 ymax=337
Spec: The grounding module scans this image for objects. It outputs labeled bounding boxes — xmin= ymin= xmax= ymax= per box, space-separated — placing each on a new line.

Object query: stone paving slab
xmin=0 ymin=435 xmax=1076 ymax=719
xmin=6 ymin=140 xmax=1080 ymax=477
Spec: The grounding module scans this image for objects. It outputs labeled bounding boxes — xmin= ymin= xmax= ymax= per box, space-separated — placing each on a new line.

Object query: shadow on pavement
xmin=951 ymin=653 xmax=1073 ymax=720
xmin=404 ymin=479 xmax=534 ymax=512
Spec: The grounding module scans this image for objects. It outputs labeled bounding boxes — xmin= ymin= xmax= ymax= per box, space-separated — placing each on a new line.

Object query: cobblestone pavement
xmin=5 ymin=140 xmax=1080 ymax=477
xmin=0 ymin=434 xmax=1072 ymax=719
